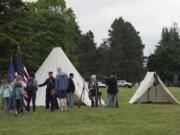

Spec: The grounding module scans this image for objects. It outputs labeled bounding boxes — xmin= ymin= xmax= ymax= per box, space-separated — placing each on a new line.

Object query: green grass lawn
xmin=0 ymin=87 xmax=180 ymax=135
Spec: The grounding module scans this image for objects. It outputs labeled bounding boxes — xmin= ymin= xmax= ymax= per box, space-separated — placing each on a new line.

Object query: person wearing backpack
xmin=26 ymin=74 xmax=38 ymax=112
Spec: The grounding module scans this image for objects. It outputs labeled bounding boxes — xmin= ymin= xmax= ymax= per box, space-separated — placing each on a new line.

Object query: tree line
xmin=147 ymin=23 xmax=180 ymax=85
xmin=1 ymin=0 xmax=179 ymax=84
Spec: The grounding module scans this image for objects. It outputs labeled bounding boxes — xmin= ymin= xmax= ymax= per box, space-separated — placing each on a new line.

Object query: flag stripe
xmin=17 ymin=48 xmax=29 ymax=108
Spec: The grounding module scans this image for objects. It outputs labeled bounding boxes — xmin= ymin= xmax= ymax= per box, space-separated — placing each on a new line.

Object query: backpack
xmin=27 ymin=79 xmax=37 ymax=93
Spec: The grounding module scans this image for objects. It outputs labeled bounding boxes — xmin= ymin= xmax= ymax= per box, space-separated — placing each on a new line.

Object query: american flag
xmin=16 ymin=46 xmax=29 ymax=108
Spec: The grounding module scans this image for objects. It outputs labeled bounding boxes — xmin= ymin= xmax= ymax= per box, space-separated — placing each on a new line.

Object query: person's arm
xmin=8 ymin=85 xmax=13 ymax=93
xmin=39 ymin=79 xmax=47 ymax=87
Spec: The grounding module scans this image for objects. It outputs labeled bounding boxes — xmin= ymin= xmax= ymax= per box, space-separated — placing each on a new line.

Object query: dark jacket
xmin=39 ymin=77 xmax=55 ymax=94
xmin=107 ymin=77 xmax=118 ymax=94
xmin=67 ymin=78 xmax=75 ymax=93
xmin=88 ymin=80 xmax=99 ymax=96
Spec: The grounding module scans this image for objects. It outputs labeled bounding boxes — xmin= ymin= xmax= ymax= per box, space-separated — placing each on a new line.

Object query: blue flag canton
xmin=17 ymin=52 xmax=25 ymax=76
xmin=7 ymin=62 xmax=15 ymax=83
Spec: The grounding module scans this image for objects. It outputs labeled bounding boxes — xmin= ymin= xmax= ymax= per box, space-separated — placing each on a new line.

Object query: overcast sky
xmin=65 ymin=0 xmax=180 ymax=56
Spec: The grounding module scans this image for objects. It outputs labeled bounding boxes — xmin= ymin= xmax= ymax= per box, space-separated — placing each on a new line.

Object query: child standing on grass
xmin=0 ymin=79 xmax=13 ymax=114
xmin=13 ymin=75 xmax=24 ymax=116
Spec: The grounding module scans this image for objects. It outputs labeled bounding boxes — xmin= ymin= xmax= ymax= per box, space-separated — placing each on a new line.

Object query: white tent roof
xmin=35 ymin=47 xmax=92 ymax=106
xmin=129 ymin=72 xmax=179 ymax=104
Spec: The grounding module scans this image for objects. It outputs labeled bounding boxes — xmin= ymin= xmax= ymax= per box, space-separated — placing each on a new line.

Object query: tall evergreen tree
xmin=76 ymin=31 xmax=97 ymax=79
xmin=108 ymin=17 xmax=144 ymax=82
xmin=96 ymin=40 xmax=110 ymax=79
xmin=147 ymin=24 xmax=180 ymax=83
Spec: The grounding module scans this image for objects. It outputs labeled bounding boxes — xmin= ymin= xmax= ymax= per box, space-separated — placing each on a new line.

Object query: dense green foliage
xmin=108 ymin=18 xmax=144 ymax=82
xmin=147 ymin=24 xmax=180 ymax=84
xmin=0 ymin=1 xmax=145 ymax=83
xmin=75 ymin=31 xmax=97 ymax=79
xmin=0 ymin=87 xmax=180 ymax=135
xmin=76 ymin=18 xmax=145 ymax=82
xmin=0 ymin=0 xmax=79 ymax=75
xmin=94 ymin=18 xmax=145 ymax=82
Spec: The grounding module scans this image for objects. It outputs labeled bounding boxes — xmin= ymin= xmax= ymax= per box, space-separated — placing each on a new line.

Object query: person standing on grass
xmin=55 ymin=67 xmax=69 ymax=111
xmin=67 ymin=73 xmax=75 ymax=108
xmin=39 ymin=72 xmax=58 ymax=110
xmin=26 ymin=74 xmax=38 ymax=112
xmin=88 ymin=75 xmax=99 ymax=107
xmin=0 ymin=79 xmax=13 ymax=114
xmin=13 ymin=75 xmax=24 ymax=115
xmin=106 ymin=74 xmax=118 ymax=108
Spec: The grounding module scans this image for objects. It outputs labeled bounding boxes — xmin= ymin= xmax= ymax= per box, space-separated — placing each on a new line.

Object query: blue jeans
xmin=106 ymin=94 xmax=118 ymax=108
xmin=67 ymin=92 xmax=75 ymax=107
xmin=3 ymin=97 xmax=11 ymax=114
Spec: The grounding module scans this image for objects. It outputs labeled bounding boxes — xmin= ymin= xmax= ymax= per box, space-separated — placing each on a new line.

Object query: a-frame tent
xmin=35 ymin=47 xmax=92 ymax=106
xmin=129 ymin=72 xmax=179 ymax=104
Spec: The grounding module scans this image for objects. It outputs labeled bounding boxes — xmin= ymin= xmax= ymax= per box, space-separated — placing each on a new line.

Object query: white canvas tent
xmin=35 ymin=47 xmax=94 ymax=106
xmin=129 ymin=72 xmax=179 ymax=104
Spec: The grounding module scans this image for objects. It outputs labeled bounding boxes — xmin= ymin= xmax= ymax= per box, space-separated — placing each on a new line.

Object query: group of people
xmin=0 ymin=75 xmax=27 ymax=115
xmin=0 ymin=67 xmax=119 ymax=115
xmin=38 ymin=68 xmax=75 ymax=112
xmin=0 ymin=67 xmax=76 ymax=115
xmin=88 ymin=74 xmax=119 ymax=108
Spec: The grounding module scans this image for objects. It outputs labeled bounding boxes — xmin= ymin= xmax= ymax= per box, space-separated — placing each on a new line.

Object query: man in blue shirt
xmin=55 ymin=67 xmax=69 ymax=111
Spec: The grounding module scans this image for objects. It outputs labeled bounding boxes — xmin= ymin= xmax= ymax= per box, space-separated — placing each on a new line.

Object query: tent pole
xmin=147 ymin=88 xmax=150 ymax=102
xmin=155 ymin=85 xmax=158 ymax=102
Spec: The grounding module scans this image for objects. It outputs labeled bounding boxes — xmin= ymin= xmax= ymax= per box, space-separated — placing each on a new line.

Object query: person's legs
xmin=10 ymin=95 xmax=16 ymax=109
xmin=63 ymin=98 xmax=67 ymax=110
xmin=6 ymin=97 xmax=11 ymax=114
xmin=98 ymin=96 xmax=102 ymax=107
xmin=32 ymin=93 xmax=36 ymax=112
xmin=54 ymin=96 xmax=59 ymax=109
xmin=106 ymin=94 xmax=112 ymax=108
xmin=91 ymin=96 xmax=95 ymax=107
xmin=45 ymin=91 xmax=50 ymax=109
xmin=112 ymin=94 xmax=117 ymax=108
xmin=58 ymin=91 xmax=64 ymax=111
xmin=63 ymin=91 xmax=67 ymax=110
xmin=95 ymin=95 xmax=98 ymax=107
xmin=70 ymin=93 xmax=75 ymax=107
xmin=16 ymin=99 xmax=20 ymax=114
xmin=59 ymin=98 xmax=64 ymax=111
xmin=27 ymin=93 xmax=32 ymax=112
xmin=2 ymin=98 xmax=4 ymax=110
xmin=50 ymin=95 xmax=53 ymax=111
xmin=67 ymin=93 xmax=70 ymax=106
xmin=3 ymin=98 xmax=8 ymax=114
xmin=116 ymin=94 xmax=119 ymax=108
xmin=19 ymin=96 xmax=23 ymax=114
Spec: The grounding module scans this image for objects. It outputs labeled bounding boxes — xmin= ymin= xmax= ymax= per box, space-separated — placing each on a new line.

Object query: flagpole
xmin=10 ymin=56 xmax=12 ymax=64
xmin=17 ymin=45 xmax=21 ymax=55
